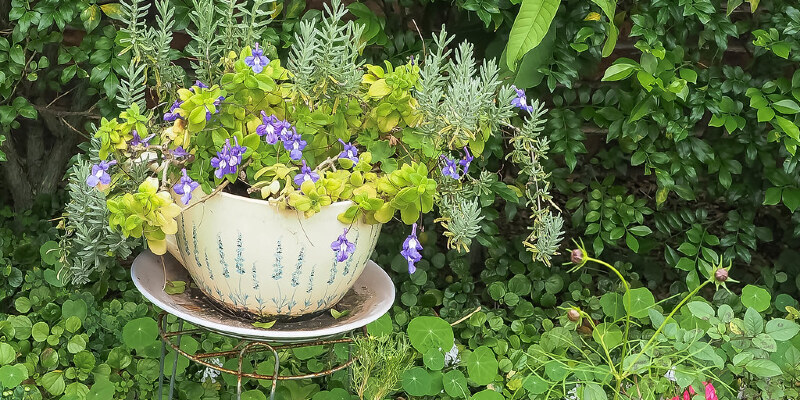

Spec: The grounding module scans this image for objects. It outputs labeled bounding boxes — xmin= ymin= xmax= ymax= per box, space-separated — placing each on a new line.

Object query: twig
xmin=34 ymin=105 xmax=101 ymax=119
xmin=450 ymin=306 xmax=481 ymax=326
xmin=180 ymin=179 xmax=229 ymax=213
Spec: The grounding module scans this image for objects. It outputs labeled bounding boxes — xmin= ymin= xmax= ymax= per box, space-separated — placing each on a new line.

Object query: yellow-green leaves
xmin=107 ymin=178 xmax=182 ymax=255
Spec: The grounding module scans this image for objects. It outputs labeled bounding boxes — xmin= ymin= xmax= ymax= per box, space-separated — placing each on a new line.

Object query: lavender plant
xmin=61 ymin=0 xmax=564 ymax=282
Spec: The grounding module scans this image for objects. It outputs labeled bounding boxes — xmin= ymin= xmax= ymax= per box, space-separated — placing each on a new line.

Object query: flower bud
xmin=570 ymin=248 xmax=584 ymax=264
xmin=714 ymin=268 xmax=729 ymax=282
xmin=567 ymin=308 xmax=580 ymax=322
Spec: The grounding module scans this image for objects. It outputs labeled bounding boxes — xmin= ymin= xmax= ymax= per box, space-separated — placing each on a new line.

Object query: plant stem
xmin=586 ymin=256 xmax=632 ymax=374
xmin=621 ymin=279 xmax=712 ymax=377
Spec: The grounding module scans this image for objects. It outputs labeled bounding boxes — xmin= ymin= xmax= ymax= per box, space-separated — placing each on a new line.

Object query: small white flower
xmin=201 ymin=358 xmax=223 ymax=383
xmin=444 ymin=344 xmax=459 ymax=366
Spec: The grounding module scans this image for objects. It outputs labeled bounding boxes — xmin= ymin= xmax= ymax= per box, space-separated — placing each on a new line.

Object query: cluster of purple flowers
xmin=173 ymin=169 xmax=200 ymax=205
xmin=255 ymin=112 xmax=307 ymax=160
xmin=511 ymin=85 xmax=533 ymax=113
xmin=210 ymin=137 xmax=246 ymax=179
xmin=401 ymin=223 xmax=423 ymax=274
xmin=244 ymin=43 xmax=271 ymax=74
xmin=86 ymin=160 xmax=117 ymax=188
xmin=440 ymin=147 xmax=474 ymax=180
xmin=331 ymin=229 xmax=356 ymax=262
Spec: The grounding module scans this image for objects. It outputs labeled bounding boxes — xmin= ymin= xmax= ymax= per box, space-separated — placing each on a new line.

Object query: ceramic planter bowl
xmin=165 ymin=189 xmax=382 ymax=318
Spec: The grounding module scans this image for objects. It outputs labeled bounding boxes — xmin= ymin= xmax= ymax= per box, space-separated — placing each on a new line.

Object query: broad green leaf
xmin=741 ymin=285 xmax=771 ymax=312
xmin=473 ymin=390 xmax=504 ymax=400
xmin=744 ymin=307 xmax=765 ymax=336
xmin=773 ymin=99 xmax=800 ymax=114
xmin=407 ymin=316 xmax=454 ymax=354
xmin=443 ymin=370 xmax=468 ymax=398
xmin=687 ymin=301 xmax=715 ymax=320
xmin=624 ymin=287 xmax=654 ymax=318
xmin=402 ymin=367 xmax=432 ymax=397
xmin=122 ymin=317 xmax=159 ymax=350
xmin=766 ymin=318 xmax=800 ymax=341
xmin=465 ymin=346 xmax=498 ymax=385
xmin=506 ymin=0 xmax=562 ymax=70
xmin=602 ymin=59 xmax=638 ymax=81
xmin=580 ymin=382 xmax=608 ymax=400
xmin=745 ymin=359 xmax=782 ymax=377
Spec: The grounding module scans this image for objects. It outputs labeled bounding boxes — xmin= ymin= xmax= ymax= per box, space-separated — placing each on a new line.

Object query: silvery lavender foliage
xmin=436 ymin=195 xmax=484 ymax=253
xmin=62 ymin=141 xmax=143 ymax=284
xmin=507 ymin=101 xmax=564 ymax=264
xmin=415 ymin=30 xmax=516 ymax=149
xmin=288 ymin=0 xmax=366 ymax=108
xmin=218 ymin=0 xmax=275 ymax=57
xmin=116 ymin=0 xmax=150 ymax=110
xmin=187 ymin=0 xmax=224 ymax=84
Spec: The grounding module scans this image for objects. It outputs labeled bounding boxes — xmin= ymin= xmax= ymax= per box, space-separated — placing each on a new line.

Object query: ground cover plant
xmin=1 ymin=0 xmax=800 ymax=399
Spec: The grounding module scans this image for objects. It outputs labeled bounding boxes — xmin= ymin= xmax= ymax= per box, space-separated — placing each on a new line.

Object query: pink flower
xmin=679 ymin=382 xmax=717 ymax=400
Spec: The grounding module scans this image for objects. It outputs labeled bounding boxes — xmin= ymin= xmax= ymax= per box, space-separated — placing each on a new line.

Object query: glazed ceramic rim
xmin=182 ymin=187 xmax=354 ymax=211
xmin=131 ymin=251 xmax=395 ymax=341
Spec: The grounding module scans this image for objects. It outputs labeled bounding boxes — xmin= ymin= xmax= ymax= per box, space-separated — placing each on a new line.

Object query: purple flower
xmin=510 ymin=85 xmax=533 ymax=113
xmin=171 ymin=146 xmax=189 ymax=158
xmin=173 ymin=169 xmax=200 ymax=205
xmin=245 ymin=43 xmax=270 ymax=74
xmin=129 ymin=129 xmax=155 ymax=147
xmin=163 ymin=100 xmax=183 ymax=122
xmin=86 ymin=160 xmax=117 ymax=188
xmin=459 ymin=147 xmax=474 ymax=176
xmin=331 ymin=228 xmax=356 ymax=262
xmin=283 ymin=132 xmax=307 ymax=161
xmin=337 ymin=139 xmax=359 ymax=164
xmin=195 ymin=80 xmax=209 ymax=89
xmin=440 ymin=155 xmax=460 ymax=179
xmin=210 ymin=137 xmax=246 ymax=179
xmin=205 ymin=96 xmax=225 ymax=121
xmin=293 ymin=160 xmax=320 ymax=187
xmin=401 ymin=223 xmax=423 ymax=274
xmin=256 ymin=112 xmax=284 ymax=145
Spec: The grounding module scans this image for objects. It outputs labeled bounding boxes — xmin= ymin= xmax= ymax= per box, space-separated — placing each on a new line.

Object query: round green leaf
xmin=86 ymin=379 xmax=115 ymax=399
xmin=443 ymin=369 xmax=468 ymax=398
xmin=624 ymin=287 xmax=655 ymax=318
xmin=473 ymin=389 xmax=504 ymax=400
xmin=766 ymin=318 xmax=800 ymax=341
xmin=32 ymin=322 xmax=49 ymax=342
xmin=423 ymin=348 xmax=445 ymax=370
xmin=402 ymin=367 xmax=432 ymax=397
xmin=122 ymin=317 xmax=158 ymax=350
xmin=0 ymin=364 xmax=28 ymax=389
xmin=0 ymin=343 xmax=15 ymax=365
xmin=407 ymin=316 xmax=454 ymax=354
xmin=40 ymin=370 xmax=66 ymax=395
xmin=741 ymin=285 xmax=771 ymax=312
xmin=466 ymin=346 xmax=498 ymax=386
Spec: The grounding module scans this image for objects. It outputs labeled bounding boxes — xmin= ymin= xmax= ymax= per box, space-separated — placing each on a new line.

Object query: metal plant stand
xmin=130 ymin=251 xmax=395 ymax=400
xmin=155 ymin=312 xmax=362 ymax=400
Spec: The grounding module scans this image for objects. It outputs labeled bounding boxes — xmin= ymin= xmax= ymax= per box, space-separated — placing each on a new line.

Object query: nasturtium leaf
xmin=0 ymin=364 xmax=28 ymax=389
xmin=40 ymin=241 xmax=60 ymax=266
xmin=766 ymin=318 xmax=800 ymax=341
xmin=407 ymin=316 xmax=454 ymax=354
xmin=741 ymin=285 xmax=771 ymax=312
xmin=31 ymin=322 xmax=49 ymax=342
xmin=122 ymin=317 xmax=159 ymax=350
xmin=86 ymin=379 xmax=115 ymax=400
xmin=592 ymin=323 xmax=623 ymax=350
xmin=366 ymin=312 xmax=392 ymax=337
xmin=240 ymin=390 xmax=267 ymax=400
xmin=0 ymin=343 xmax=15 ymax=365
xmin=401 ymin=367 xmax=432 ymax=397
xmin=423 ymin=348 xmax=445 ymax=370
xmin=624 ymin=287 xmax=655 ymax=318
xmin=522 ymin=375 xmax=549 ymax=395
xmin=465 ymin=346 xmax=498 ymax=386
xmin=599 ymin=292 xmax=625 ymax=320
xmin=443 ymin=369 xmax=468 ymax=398
xmin=472 ymin=389 xmax=504 ymax=400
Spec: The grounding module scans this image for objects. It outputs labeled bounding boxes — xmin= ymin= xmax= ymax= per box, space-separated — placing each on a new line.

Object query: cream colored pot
xmin=165 ymin=190 xmax=382 ymax=317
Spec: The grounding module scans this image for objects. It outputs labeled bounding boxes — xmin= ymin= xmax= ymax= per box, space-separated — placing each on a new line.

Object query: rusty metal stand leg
xmin=158 ymin=336 xmax=167 ymax=400
xmin=168 ymin=319 xmax=184 ymax=400
xmin=268 ymin=345 xmax=280 ymax=400
xmin=236 ymin=341 xmax=250 ymax=400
